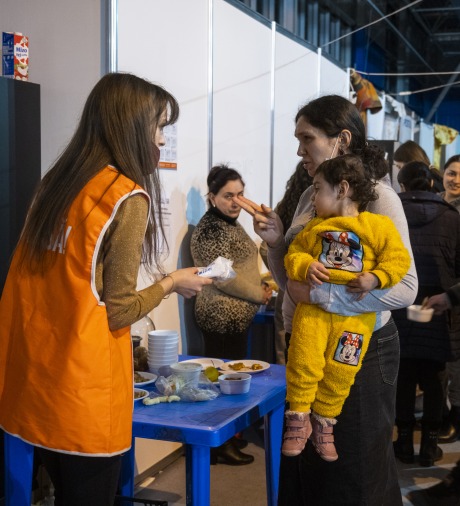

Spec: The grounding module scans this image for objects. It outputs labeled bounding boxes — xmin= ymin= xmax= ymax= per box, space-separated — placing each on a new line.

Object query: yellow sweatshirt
xmin=285 ymin=211 xmax=411 ymax=290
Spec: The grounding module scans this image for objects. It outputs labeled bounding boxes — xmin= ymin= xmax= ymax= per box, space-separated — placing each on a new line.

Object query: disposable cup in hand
xmin=407 ymin=305 xmax=434 ymax=322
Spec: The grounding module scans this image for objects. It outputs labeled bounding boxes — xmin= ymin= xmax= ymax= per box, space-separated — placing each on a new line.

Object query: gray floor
xmin=133 ymin=427 xmax=268 ymax=506
xmin=131 ymin=425 xmax=460 ymax=506
xmin=399 ymin=427 xmax=460 ymax=505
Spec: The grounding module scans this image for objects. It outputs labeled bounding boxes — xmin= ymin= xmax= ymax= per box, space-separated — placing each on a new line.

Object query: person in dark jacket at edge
xmin=391 ymin=162 xmax=460 ymax=471
xmin=408 ymin=281 xmax=460 ymax=505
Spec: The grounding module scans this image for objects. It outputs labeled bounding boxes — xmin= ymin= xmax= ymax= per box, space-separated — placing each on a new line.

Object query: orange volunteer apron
xmin=0 ymin=166 xmax=148 ymax=455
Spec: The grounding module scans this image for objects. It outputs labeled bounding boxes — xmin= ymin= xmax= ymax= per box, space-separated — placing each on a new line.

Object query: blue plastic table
xmin=252 ymin=308 xmax=275 ymax=325
xmin=120 ymin=359 xmax=286 ymax=506
xmin=3 ymin=359 xmax=285 ymax=506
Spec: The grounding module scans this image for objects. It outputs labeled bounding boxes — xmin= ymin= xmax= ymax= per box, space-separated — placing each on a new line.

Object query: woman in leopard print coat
xmin=191 ymin=165 xmax=272 ymax=360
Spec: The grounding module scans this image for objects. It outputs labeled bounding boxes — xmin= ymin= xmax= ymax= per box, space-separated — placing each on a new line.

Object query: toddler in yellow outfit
xmin=282 ymin=155 xmax=411 ymax=461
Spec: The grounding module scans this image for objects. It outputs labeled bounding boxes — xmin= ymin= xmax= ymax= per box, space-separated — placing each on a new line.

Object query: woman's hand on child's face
xmin=286 ymin=278 xmax=311 ymax=304
xmin=233 ymin=195 xmax=284 ymax=247
xmin=307 ymin=261 xmax=330 ymax=286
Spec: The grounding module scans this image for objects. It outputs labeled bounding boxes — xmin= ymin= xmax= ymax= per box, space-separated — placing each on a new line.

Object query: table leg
xmin=119 ymin=438 xmax=136 ymax=501
xmin=264 ymin=403 xmax=284 ymax=506
xmin=185 ymin=444 xmax=210 ymax=506
xmin=4 ymin=433 xmax=34 ymax=506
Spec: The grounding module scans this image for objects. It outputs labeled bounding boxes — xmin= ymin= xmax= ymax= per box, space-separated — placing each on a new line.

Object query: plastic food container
xmin=170 ymin=362 xmax=202 ymax=385
xmin=407 ymin=304 xmax=434 ymax=323
xmin=218 ymin=373 xmax=251 ymax=394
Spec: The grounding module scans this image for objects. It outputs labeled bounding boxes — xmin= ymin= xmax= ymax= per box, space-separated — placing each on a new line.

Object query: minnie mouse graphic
xmin=334 ymin=331 xmax=364 ymax=366
xmin=320 ymin=230 xmax=363 ymax=272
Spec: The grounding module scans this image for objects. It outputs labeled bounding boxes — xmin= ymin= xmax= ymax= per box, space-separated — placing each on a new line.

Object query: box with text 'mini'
xmin=2 ymin=32 xmax=29 ymax=80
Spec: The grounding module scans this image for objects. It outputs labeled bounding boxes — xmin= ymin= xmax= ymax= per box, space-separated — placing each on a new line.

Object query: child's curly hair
xmin=315 ymin=154 xmax=378 ymax=212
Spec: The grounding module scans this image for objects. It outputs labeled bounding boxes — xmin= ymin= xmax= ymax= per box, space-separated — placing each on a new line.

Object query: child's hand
xmin=307 ymin=261 xmax=330 ymax=286
xmin=347 ymin=272 xmax=379 ymax=300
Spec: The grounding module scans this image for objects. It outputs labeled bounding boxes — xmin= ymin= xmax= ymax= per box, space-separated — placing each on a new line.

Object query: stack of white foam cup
xmin=147 ymin=330 xmax=179 ymax=374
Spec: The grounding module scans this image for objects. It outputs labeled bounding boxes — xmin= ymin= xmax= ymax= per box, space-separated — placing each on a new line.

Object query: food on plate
xmin=204 ymin=366 xmax=219 ymax=382
xmin=228 ymin=362 xmax=263 ymax=371
xmin=229 ymin=362 xmax=245 ymax=371
xmin=134 ymin=390 xmax=146 ymax=399
xmin=134 ymin=371 xmax=149 ymax=383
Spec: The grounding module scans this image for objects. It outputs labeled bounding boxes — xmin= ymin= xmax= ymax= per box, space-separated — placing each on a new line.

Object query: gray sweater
xmin=267 ymin=175 xmax=418 ymax=334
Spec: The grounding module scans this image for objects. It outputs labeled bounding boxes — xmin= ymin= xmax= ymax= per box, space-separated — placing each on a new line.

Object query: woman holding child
xmin=236 ymin=94 xmax=417 ymax=505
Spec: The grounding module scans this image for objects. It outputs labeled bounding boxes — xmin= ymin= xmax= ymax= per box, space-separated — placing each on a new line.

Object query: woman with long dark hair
xmin=0 ymin=72 xmax=211 ymax=506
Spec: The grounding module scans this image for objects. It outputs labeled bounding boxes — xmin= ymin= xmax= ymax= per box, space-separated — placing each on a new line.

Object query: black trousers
xmin=37 ymin=448 xmax=122 ymax=506
xmin=396 ymin=357 xmax=445 ymax=427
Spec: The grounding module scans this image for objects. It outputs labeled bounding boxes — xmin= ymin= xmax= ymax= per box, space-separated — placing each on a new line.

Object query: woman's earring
xmin=338 ymin=145 xmax=345 ymax=156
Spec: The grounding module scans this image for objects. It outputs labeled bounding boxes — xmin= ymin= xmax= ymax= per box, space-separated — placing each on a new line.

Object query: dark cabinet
xmin=0 ymin=77 xmax=41 ymax=290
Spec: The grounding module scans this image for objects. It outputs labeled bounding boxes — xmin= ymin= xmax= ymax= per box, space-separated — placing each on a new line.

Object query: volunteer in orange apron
xmin=0 ymin=73 xmax=211 ymax=506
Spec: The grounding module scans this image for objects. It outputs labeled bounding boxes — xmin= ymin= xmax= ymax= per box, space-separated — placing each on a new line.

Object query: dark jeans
xmin=396 ymin=357 xmax=445 ymax=427
xmin=279 ymin=319 xmax=402 ymax=506
xmin=202 ymin=329 xmax=249 ymax=360
xmin=37 ymin=448 xmax=122 ymax=506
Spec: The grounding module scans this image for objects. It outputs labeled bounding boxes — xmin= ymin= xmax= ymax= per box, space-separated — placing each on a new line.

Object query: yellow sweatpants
xmin=286 ymin=303 xmax=375 ymax=418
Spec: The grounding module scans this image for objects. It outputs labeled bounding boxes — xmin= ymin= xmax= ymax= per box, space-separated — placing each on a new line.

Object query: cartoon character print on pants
xmin=319 ymin=230 xmax=363 ymax=272
xmin=333 ymin=331 xmax=364 ymax=366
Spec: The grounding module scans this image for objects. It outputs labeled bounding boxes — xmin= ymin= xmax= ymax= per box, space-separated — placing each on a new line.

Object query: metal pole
xmin=269 ymin=21 xmax=276 ymax=208
xmin=108 ymin=0 xmax=118 ymax=72
xmin=207 ymin=0 xmax=214 ymax=171
xmin=425 ymin=62 xmax=460 ymax=122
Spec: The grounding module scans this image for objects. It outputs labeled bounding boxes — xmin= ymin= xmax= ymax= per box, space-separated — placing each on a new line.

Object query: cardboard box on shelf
xmin=2 ymin=32 xmax=29 ymax=80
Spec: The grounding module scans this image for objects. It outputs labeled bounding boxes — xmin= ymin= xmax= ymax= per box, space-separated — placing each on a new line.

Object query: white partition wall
xmin=419 ymin=122 xmax=435 ymax=164
xmin=319 ymin=54 xmax=349 ymax=97
xmin=212 ymin=0 xmax=273 ymax=238
xmin=273 ymin=31 xmax=318 ymax=207
xmin=366 ymin=95 xmax=386 ymax=141
xmin=0 ymin=0 xmax=102 ymax=174
xmin=445 ymin=137 xmax=460 ymax=162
